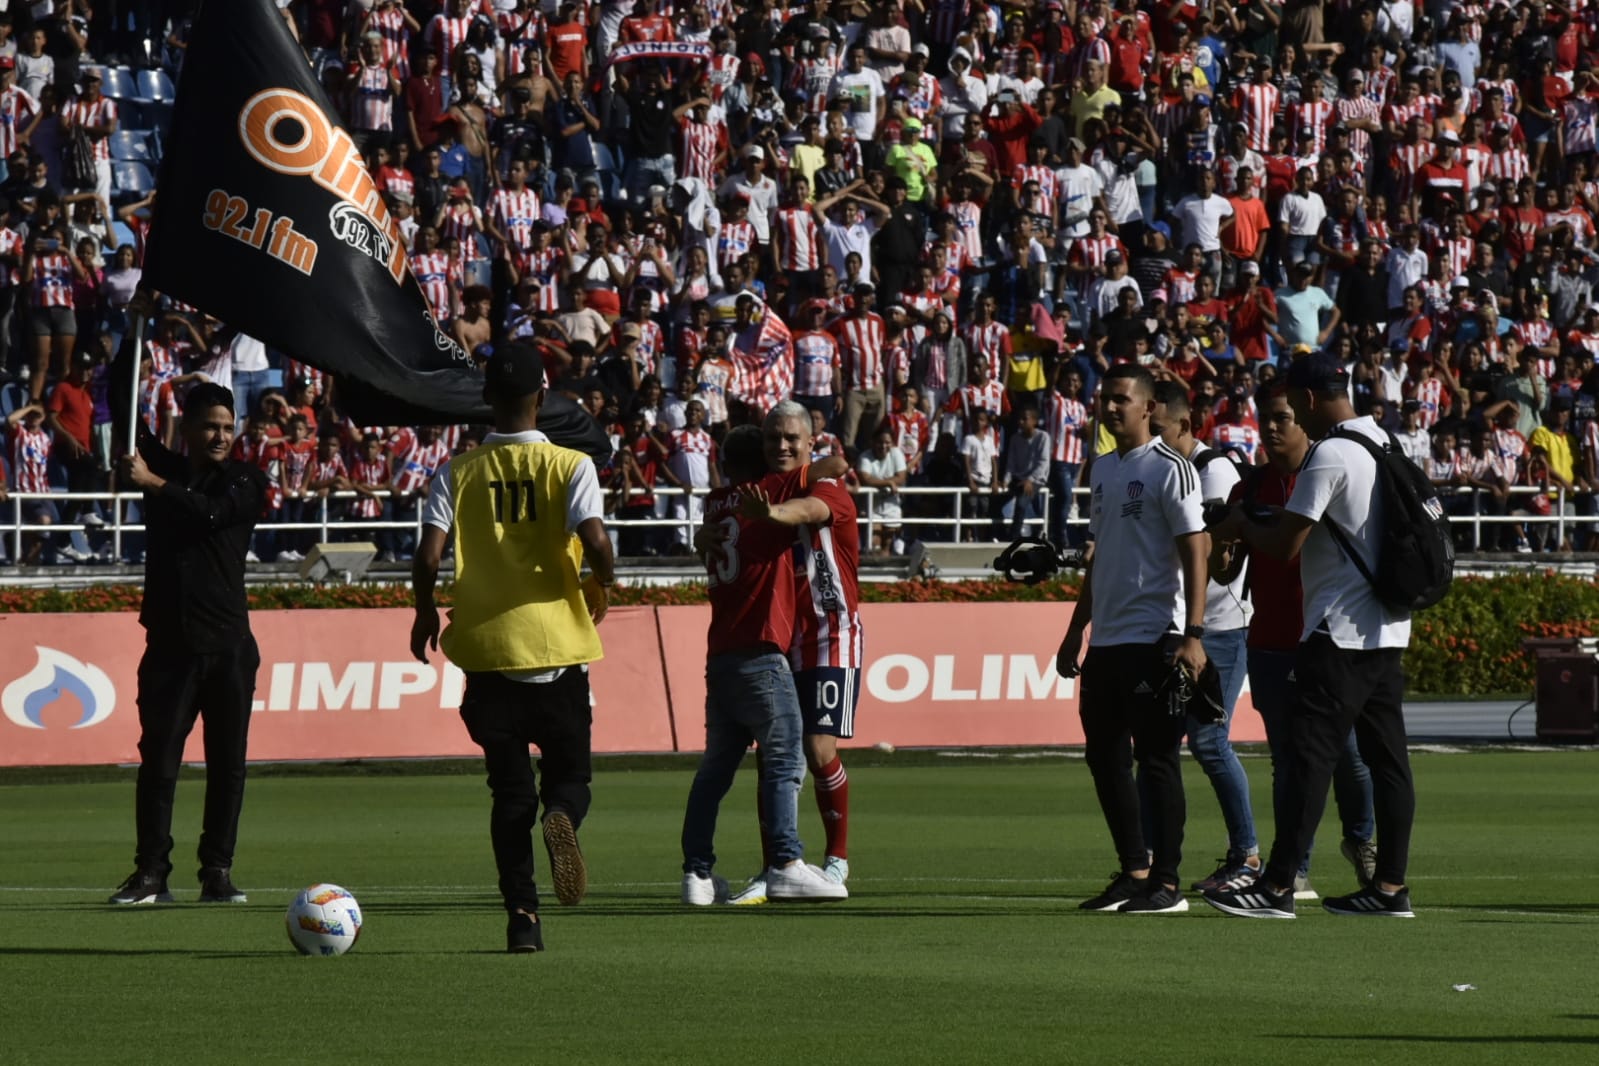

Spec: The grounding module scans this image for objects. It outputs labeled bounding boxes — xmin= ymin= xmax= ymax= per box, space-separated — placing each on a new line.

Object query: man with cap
xmin=718 ymin=144 xmax=779 ymax=249
xmin=108 ymin=382 xmax=268 ymax=908
xmin=1204 ymin=353 xmax=1418 ymax=919
xmin=411 ymin=342 xmax=616 ymax=951
xmin=0 ymin=56 xmax=40 ymax=178
xmin=885 ymin=115 xmax=938 ymax=206
xmin=1415 ymin=130 xmax=1469 ymax=221
xmin=60 ymin=67 xmax=117 ymax=203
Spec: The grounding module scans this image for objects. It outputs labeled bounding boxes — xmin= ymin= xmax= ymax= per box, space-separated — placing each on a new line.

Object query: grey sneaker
xmin=1341 ymin=837 xmax=1378 ymax=888
xmin=1292 ymin=873 xmax=1318 ymax=900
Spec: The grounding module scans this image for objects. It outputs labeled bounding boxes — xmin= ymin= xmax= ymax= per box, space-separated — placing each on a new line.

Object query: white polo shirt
xmin=1191 ymin=443 xmax=1253 ymax=633
xmin=1285 ymin=416 xmax=1413 ymax=650
xmin=1087 ymin=438 xmax=1206 ymax=647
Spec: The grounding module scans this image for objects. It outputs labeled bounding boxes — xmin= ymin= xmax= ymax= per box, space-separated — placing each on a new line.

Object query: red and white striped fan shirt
xmin=1047 ymin=391 xmax=1088 ymax=464
xmin=1389 ymin=142 xmax=1435 ymax=205
xmin=1334 ymin=95 xmax=1380 ymax=160
xmin=1232 ymin=83 xmax=1280 ymax=152
xmin=1291 ymin=99 xmax=1334 ymax=157
xmin=515 ymin=246 xmax=564 ymax=312
xmin=789 ymin=476 xmax=863 ymax=672
xmin=391 ymin=438 xmax=453 ymax=494
xmin=1365 ymin=68 xmax=1397 ymax=107
xmin=63 ymin=97 xmax=117 ymax=161
xmin=146 ymin=339 xmax=180 ymax=381
xmin=348 ymin=458 xmax=388 ymax=519
xmin=1210 ymin=422 xmax=1262 ymax=463
xmin=792 ymin=329 xmax=840 ymax=396
xmin=1409 ymin=376 xmax=1446 ymax=429
xmin=1438 ymin=235 xmax=1474 ymax=279
xmin=490 ymin=187 xmax=541 ymax=254
xmin=1484 ymin=147 xmax=1531 ymax=184
xmin=367 ymin=5 xmax=412 ymax=80
xmin=776 ymin=207 xmax=820 ymax=271
xmin=1515 ymin=318 xmax=1556 ymax=353
xmin=789 ymin=56 xmax=840 ymax=115
xmin=832 ymin=313 xmax=887 ymax=390
xmin=0 ymin=87 xmax=39 ymax=158
xmin=310 ymin=452 xmax=347 ymax=487
xmin=706 ymin=53 xmax=741 ymax=103
xmin=929 ymin=273 xmax=961 ymax=330
xmin=1013 ymin=163 xmax=1058 ymax=218
xmin=349 ymin=62 xmax=394 ymax=132
xmin=961 ymin=320 xmax=1010 ymax=381
xmin=411 ymin=251 xmax=452 ymax=323
xmin=426 ymin=15 xmax=474 ymax=69
xmin=717 ymin=219 xmax=756 ymax=270
xmin=1384 ymin=99 xmax=1427 ymax=134
xmin=31 ymin=252 xmax=74 ymax=309
xmin=947 ymin=380 xmax=1009 ymax=432
xmin=438 ymin=203 xmax=485 ymax=258
xmin=497 ymin=9 xmax=547 ymax=80
xmin=694 ymin=357 xmax=735 ymax=425
xmin=678 ymin=118 xmax=722 ymax=183
xmin=8 ymin=424 xmax=50 ymax=492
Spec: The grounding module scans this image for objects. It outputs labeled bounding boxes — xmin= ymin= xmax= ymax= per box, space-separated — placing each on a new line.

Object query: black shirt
xmin=1336 ymin=265 xmax=1390 ymax=327
xmin=627 ymin=87 xmax=675 ymax=157
xmin=137 ymin=436 xmax=267 ymax=653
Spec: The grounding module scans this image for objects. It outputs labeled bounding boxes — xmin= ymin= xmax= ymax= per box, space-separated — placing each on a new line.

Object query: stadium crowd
xmin=4 ymin=0 xmax=1599 ymax=564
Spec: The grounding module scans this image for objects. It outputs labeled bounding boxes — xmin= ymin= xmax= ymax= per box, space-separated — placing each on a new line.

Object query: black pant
xmin=459 ymin=667 xmax=594 ymax=913
xmin=1264 ymin=632 xmax=1414 ymax=889
xmin=1079 ymin=642 xmax=1187 ymax=886
xmin=134 ymin=638 xmax=260 ymax=877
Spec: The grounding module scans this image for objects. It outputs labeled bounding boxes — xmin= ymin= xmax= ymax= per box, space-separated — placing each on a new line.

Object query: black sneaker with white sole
xmin=198 ymin=867 xmax=247 ymax=903
xmin=1121 ymin=883 xmax=1190 ymax=914
xmin=1202 ymin=878 xmax=1296 ymax=919
xmin=1323 ymin=885 xmax=1414 ymax=918
xmin=1078 ymin=872 xmax=1146 ymax=912
xmin=506 ymin=911 xmax=545 ymax=952
xmin=108 ymin=869 xmax=173 ymax=905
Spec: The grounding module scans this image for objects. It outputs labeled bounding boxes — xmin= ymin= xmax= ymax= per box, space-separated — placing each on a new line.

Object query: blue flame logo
xmin=2 ymin=647 xmax=117 ymax=730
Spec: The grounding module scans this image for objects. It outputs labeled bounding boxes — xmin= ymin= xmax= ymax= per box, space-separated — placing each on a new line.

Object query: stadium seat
xmin=110 ymin=220 xmax=139 ymax=251
xmin=100 ymin=65 xmax=139 ymax=101
xmin=109 ymin=129 xmax=152 ymax=162
xmin=112 ymin=161 xmax=155 ymax=198
xmin=135 ymin=69 xmax=176 ymax=103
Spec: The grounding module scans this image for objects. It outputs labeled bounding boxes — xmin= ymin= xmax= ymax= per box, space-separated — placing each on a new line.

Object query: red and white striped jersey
xmin=279 ymin=439 xmax=316 ymax=495
xmin=625 ymin=318 xmax=666 ymax=377
xmin=311 ymin=452 xmax=347 ymax=486
xmin=669 ymin=426 xmax=717 ymax=487
xmin=961 ymin=320 xmax=1010 ymax=380
xmin=368 ymin=5 xmax=413 ymax=80
xmin=1068 ymin=234 xmax=1127 ymax=290
xmin=706 ymin=53 xmax=741 ymax=103
xmin=928 ymin=273 xmax=961 ymax=330
xmin=349 ymin=61 xmax=394 ymax=132
xmin=694 ymin=357 xmax=735 ymax=425
xmin=497 ymin=8 xmax=547 ymax=80
xmin=63 ymin=97 xmax=117 ymax=161
xmin=1408 ymin=376 xmax=1446 ymax=429
xmin=832 ymin=313 xmax=887 ymax=390
xmin=1334 ymin=95 xmax=1380 ymax=160
xmin=1514 ymin=318 xmax=1556 ymax=352
xmin=1232 ymin=83 xmax=1280 ymax=152
xmin=1164 ymin=267 xmax=1199 ymax=307
xmin=0 ymin=86 xmax=39 ymax=159
xmin=438 ymin=203 xmax=485 ymax=257
xmin=391 ymin=437 xmax=453 ymax=494
xmin=138 ymin=374 xmax=162 ymax=435
xmin=892 ymin=70 xmax=943 ymax=121
xmin=377 ymin=163 xmax=414 ymax=202
xmin=348 ymin=458 xmax=388 ymax=519
xmin=789 ymin=476 xmax=863 ymax=671
xmin=888 ymin=409 xmax=929 ymax=468
xmin=950 ymin=199 xmax=983 ymax=266
xmin=1492 ymin=427 xmax=1528 ymax=475
xmin=678 ymin=117 xmax=723 ymax=183
xmin=717 ymin=219 xmax=756 ymax=271
xmin=790 ymin=55 xmax=841 ymax=114
xmin=1013 ymin=163 xmax=1058 ymax=218
xmin=792 ymin=329 xmax=840 ymax=396
xmin=1291 ymin=99 xmax=1334 ymax=156
xmin=946 ymin=380 xmax=1008 ymax=429
xmin=1438 ymin=235 xmax=1473 ymax=279
xmin=1389 ymin=142 xmax=1435 ymax=204
xmin=8 ymin=424 xmax=50 ymax=493
xmin=927 ymin=0 xmax=970 ymax=43
xmin=1046 ymin=391 xmax=1088 ymax=464
xmin=1547 ymin=207 xmax=1596 ymax=246
xmin=489 ymin=187 xmax=541 ymax=254
xmin=411 ymin=251 xmax=452 ymax=323
xmin=1569 ymin=328 xmax=1599 ymax=357
xmin=146 ymin=339 xmax=181 ymax=381
xmin=1365 ymin=67 xmax=1397 ymax=107
xmin=811 ymin=430 xmax=843 ymax=460
xmin=284 ymin=358 xmax=327 ymax=398
xmin=1479 ymin=79 xmax=1518 ymax=110
xmin=515 ymin=245 xmax=564 ymax=312
xmin=426 ymin=15 xmax=474 ymax=68
xmin=1458 ymin=446 xmax=1508 ymax=483
xmin=1384 ymin=99 xmax=1427 ymax=133
xmin=776 ymin=206 xmax=820 ymax=271
xmin=31 ymin=252 xmax=74 ymax=309
xmin=1210 ymin=422 xmax=1262 ymax=463
xmin=1484 ymin=146 xmax=1531 ymax=184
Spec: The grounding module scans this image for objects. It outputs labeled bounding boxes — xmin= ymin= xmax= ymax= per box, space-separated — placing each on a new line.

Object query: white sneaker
xmin=1292 ymin=873 xmax=1319 ymax=901
xmin=726 ymin=873 xmax=769 ymax=906
xmin=245 ymin=550 xmax=260 ymax=562
xmin=767 ymin=861 xmax=848 ymax=902
xmin=823 ymin=856 xmax=850 ymax=885
xmin=59 ymin=546 xmax=92 ymax=563
xmin=82 ymin=512 xmax=105 ymax=528
xmin=681 ymin=871 xmax=728 ymax=906
xmin=278 ymin=550 xmax=303 ymax=562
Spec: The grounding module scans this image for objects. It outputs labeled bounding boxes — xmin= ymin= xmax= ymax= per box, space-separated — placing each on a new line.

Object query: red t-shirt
xmin=1231 ymin=465 xmax=1303 ymax=651
xmin=46 ymin=380 xmax=92 ymax=450
xmin=547 ymin=21 xmax=588 ymax=82
xmin=703 ymin=466 xmax=810 ymax=658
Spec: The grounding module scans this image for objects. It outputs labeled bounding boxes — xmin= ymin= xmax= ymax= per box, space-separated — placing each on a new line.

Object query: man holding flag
xmin=730 ymin=292 xmax=795 ymax=420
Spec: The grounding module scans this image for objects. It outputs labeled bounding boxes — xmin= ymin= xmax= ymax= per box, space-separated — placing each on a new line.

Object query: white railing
xmin=0 ymin=484 xmax=1582 ymax=562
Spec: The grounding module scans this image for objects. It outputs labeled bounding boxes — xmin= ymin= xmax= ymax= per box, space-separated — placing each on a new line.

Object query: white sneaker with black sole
xmin=1323 ymin=885 xmax=1414 ymax=918
xmin=766 ymin=861 xmax=848 ymax=901
xmin=681 ymin=870 xmax=729 ymax=906
xmin=1202 ymin=878 xmax=1296 ymax=919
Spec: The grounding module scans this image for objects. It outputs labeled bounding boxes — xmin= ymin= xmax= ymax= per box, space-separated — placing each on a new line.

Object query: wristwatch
xmin=1183 ymin=624 xmax=1206 ymax=639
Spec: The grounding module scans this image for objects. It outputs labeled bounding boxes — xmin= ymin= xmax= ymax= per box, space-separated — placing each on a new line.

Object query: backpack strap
xmin=1322 ymin=426 xmax=1388 ymax=590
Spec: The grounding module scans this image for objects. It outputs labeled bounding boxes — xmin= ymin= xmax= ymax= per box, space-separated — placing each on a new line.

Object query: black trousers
xmin=134 ymin=638 xmax=260 ymax=877
xmin=1079 ymin=642 xmax=1187 ymax=886
xmin=459 ymin=667 xmax=594 ymax=913
xmin=1264 ymin=632 xmax=1414 ymax=889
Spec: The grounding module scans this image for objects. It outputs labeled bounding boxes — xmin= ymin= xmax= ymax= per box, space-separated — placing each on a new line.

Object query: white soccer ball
xmin=285 ymin=883 xmax=364 ymax=956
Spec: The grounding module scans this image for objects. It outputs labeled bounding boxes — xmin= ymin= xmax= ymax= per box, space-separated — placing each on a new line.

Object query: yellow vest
xmin=439 ymin=439 xmax=604 ymax=673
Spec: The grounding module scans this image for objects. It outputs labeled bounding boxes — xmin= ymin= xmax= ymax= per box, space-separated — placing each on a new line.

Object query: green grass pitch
xmin=3 ymin=751 xmax=1597 ymax=1065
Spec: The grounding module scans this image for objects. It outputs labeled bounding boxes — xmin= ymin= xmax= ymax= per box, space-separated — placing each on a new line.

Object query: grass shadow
xmin=1276 ymin=1035 xmax=1599 ymax=1047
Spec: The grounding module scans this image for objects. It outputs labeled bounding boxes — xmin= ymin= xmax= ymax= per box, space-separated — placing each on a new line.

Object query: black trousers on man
xmin=459 ymin=667 xmax=594 ymax=913
xmin=134 ymin=638 xmax=260 ymax=877
xmin=1079 ymin=642 xmax=1188 ymax=887
xmin=1263 ymin=632 xmax=1414 ymax=889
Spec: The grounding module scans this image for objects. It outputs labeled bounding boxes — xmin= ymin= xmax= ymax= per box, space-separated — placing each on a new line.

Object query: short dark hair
xmin=722 ymin=424 xmax=765 ymax=480
xmin=182 ymin=383 xmax=235 ymax=422
xmin=1152 ymin=379 xmax=1191 ymax=416
xmin=1102 ymin=362 xmax=1155 ymax=398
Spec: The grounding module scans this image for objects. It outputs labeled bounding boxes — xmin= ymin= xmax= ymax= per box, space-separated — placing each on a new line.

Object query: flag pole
xmin=123 ymin=306 xmax=147 ymax=457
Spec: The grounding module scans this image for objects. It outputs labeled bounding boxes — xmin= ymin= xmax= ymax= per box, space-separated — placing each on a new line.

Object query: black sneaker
xmin=1122 ymin=883 xmax=1190 ymax=914
xmin=1078 ymin=872 xmax=1145 ymax=912
xmin=1202 ymin=878 xmax=1296 ymax=919
xmin=1340 ymin=837 xmax=1378 ymax=888
xmin=1323 ymin=885 xmax=1414 ymax=918
xmin=198 ymin=867 xmax=247 ymax=903
xmin=542 ymin=810 xmax=587 ymax=906
xmin=506 ymin=911 xmax=545 ymax=953
xmin=108 ymin=869 xmax=173 ymax=905
xmin=1190 ymin=857 xmax=1261 ymax=893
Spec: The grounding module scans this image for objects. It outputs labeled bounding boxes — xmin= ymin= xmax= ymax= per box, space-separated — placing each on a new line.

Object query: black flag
xmin=139 ymin=0 xmax=609 ymax=460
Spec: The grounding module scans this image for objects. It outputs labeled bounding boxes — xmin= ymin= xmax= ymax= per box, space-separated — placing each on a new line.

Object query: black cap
xmin=1401 ymin=399 xmax=1422 ymax=412
xmin=185 ymin=382 xmax=236 ymax=417
xmin=484 ymin=341 xmax=547 ymax=399
xmin=1284 ymin=351 xmax=1349 ymax=392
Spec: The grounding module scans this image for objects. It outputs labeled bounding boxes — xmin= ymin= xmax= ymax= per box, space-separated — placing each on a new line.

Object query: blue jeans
xmin=998 ymin=483 xmax=1043 ymax=539
xmin=1248 ymin=647 xmax=1375 ymax=876
xmin=593 ymin=141 xmax=627 ymax=206
xmin=1048 ymin=460 xmax=1079 ymax=545
xmin=231 ymin=368 xmax=275 ymax=423
xmin=681 ymin=649 xmax=806 ymax=874
xmin=626 ymin=153 xmax=677 ymax=206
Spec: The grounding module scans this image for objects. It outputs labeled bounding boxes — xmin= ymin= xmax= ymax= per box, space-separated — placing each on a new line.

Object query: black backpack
xmin=1325 ymin=427 xmax=1455 ymax=612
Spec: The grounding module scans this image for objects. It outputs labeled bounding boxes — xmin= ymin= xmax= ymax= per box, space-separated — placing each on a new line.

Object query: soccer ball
xmin=285 ymin=883 xmax=363 ymax=956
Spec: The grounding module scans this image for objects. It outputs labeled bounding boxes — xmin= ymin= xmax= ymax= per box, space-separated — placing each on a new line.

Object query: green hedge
xmin=1 ymin=572 xmax=1582 ymax=697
